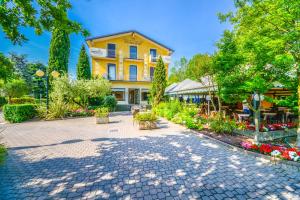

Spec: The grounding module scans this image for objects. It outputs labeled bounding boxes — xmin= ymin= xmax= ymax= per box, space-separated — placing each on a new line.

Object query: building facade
xmin=86 ymin=30 xmax=173 ymax=106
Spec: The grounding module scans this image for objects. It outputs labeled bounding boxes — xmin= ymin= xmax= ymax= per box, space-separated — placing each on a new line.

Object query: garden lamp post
xmin=35 ymin=69 xmax=60 ymax=111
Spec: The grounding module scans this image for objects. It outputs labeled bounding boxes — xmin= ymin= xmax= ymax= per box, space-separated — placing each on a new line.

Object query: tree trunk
xmin=297 ymin=75 xmax=300 ymax=148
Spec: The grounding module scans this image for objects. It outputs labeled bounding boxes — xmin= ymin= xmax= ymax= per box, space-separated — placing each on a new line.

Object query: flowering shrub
xmin=240 ymin=141 xmax=300 ymax=162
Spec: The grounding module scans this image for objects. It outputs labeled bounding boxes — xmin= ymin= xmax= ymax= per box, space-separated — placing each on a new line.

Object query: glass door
xmin=129 ymin=65 xmax=137 ymax=81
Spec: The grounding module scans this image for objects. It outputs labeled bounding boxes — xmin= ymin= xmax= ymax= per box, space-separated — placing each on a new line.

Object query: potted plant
xmin=95 ymin=107 xmax=109 ymax=124
xmin=134 ymin=112 xmax=158 ymax=130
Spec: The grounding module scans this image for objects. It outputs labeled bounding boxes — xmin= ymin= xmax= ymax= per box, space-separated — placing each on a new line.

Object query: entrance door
xmin=128 ymin=89 xmax=140 ymax=104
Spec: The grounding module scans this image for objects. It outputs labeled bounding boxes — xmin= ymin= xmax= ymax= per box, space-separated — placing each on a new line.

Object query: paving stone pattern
xmin=0 ymin=113 xmax=300 ymax=199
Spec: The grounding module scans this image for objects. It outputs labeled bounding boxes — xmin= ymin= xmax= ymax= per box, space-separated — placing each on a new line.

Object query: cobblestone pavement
xmin=1 ymin=113 xmax=300 ymax=200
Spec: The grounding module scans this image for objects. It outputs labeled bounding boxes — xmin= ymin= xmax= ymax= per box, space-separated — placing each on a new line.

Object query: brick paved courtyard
xmin=0 ymin=113 xmax=300 ymax=200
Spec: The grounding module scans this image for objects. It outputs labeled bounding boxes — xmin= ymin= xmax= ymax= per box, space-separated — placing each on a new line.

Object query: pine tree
xmin=48 ymin=28 xmax=70 ymax=75
xmin=76 ymin=45 xmax=91 ymax=80
xmin=150 ymin=56 xmax=167 ymax=106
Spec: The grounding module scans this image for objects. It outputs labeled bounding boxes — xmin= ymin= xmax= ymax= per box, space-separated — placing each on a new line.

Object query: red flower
xmin=251 ymin=144 xmax=259 ymax=151
xmin=287 ymin=148 xmax=297 ymax=152
xmin=272 ymin=145 xmax=286 ymax=153
xmin=297 ymin=151 xmax=300 ymax=156
xmin=282 ymin=150 xmax=291 ymax=160
xmin=260 ymin=144 xmax=272 ymax=154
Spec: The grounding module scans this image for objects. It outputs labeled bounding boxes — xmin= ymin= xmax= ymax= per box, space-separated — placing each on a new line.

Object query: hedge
xmin=0 ymin=97 xmax=7 ymax=107
xmin=9 ymin=97 xmax=35 ymax=104
xmin=3 ymin=104 xmax=37 ymax=123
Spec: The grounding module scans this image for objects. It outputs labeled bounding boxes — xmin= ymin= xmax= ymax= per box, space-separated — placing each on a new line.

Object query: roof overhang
xmin=86 ymin=30 xmax=174 ymax=54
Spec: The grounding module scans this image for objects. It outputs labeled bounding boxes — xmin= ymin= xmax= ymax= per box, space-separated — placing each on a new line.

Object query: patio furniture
xmin=237 ymin=113 xmax=250 ymax=122
xmin=263 ymin=112 xmax=277 ymax=123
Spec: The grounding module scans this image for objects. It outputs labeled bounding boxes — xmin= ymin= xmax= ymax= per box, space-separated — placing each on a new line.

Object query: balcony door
xmin=107 ymin=43 xmax=116 ymax=58
xmin=129 ymin=46 xmax=137 ymax=59
xmin=150 ymin=67 xmax=155 ymax=81
xmin=150 ymin=49 xmax=157 ymax=62
xmin=107 ymin=64 xmax=116 ymax=80
xmin=129 ymin=65 xmax=137 ymax=81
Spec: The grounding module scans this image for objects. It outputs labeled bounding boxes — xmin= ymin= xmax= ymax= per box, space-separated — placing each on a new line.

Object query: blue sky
xmin=0 ymin=0 xmax=234 ymax=78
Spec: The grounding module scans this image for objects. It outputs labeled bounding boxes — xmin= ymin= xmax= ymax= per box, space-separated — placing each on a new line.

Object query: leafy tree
xmin=8 ymin=53 xmax=47 ymax=96
xmin=48 ymin=28 xmax=70 ymax=75
xmin=50 ymin=76 xmax=111 ymax=111
xmin=0 ymin=53 xmax=13 ymax=82
xmin=0 ymin=0 xmax=88 ymax=45
xmin=186 ymin=54 xmax=213 ymax=81
xmin=1 ymin=79 xmax=28 ymax=102
xmin=76 ymin=45 xmax=91 ymax=80
xmin=218 ymin=0 xmax=299 ymax=144
xmin=168 ymin=57 xmax=188 ymax=85
xmin=151 ymin=57 xmax=167 ymax=106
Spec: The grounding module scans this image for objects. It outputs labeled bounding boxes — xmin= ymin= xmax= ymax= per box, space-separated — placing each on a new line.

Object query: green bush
xmin=95 ymin=107 xmax=109 ymax=118
xmin=209 ymin=117 xmax=237 ymax=134
xmin=88 ymin=96 xmax=104 ymax=107
xmin=0 ymin=144 xmax=7 ymax=164
xmin=9 ymin=97 xmax=35 ymax=104
xmin=3 ymin=104 xmax=37 ymax=123
xmin=0 ymin=97 xmax=7 ymax=107
xmin=185 ymin=117 xmax=199 ymax=129
xmin=134 ymin=112 xmax=157 ymax=122
xmin=103 ymin=95 xmax=117 ymax=111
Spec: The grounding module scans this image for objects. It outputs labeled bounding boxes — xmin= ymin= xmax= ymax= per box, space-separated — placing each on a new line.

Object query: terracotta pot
xmin=138 ymin=121 xmax=157 ymax=130
xmin=95 ymin=116 xmax=109 ymax=124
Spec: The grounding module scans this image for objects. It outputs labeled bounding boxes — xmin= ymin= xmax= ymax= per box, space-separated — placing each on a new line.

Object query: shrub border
xmin=164 ymin=117 xmax=300 ymax=172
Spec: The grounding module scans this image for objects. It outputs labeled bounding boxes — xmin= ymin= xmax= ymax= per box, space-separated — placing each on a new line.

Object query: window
xmin=107 ymin=43 xmax=116 ymax=58
xmin=141 ymin=90 xmax=149 ymax=101
xmin=112 ymin=89 xmax=125 ymax=101
xmin=129 ymin=46 xmax=137 ymax=59
xmin=150 ymin=67 xmax=155 ymax=80
xmin=150 ymin=49 xmax=157 ymax=62
xmin=129 ymin=65 xmax=137 ymax=81
xmin=107 ymin=64 xmax=116 ymax=80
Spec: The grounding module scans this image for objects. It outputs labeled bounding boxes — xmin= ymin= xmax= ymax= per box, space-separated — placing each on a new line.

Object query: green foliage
xmin=209 ymin=116 xmax=237 ymax=134
xmin=7 ymin=53 xmax=47 ymax=97
xmin=186 ymin=54 xmax=213 ymax=81
xmin=46 ymin=76 xmax=111 ymax=119
xmin=154 ymin=100 xmax=182 ymax=120
xmin=134 ymin=112 xmax=157 ymax=122
xmin=151 ymin=57 xmax=167 ymax=106
xmin=0 ymin=0 xmax=88 ymax=44
xmin=103 ymin=95 xmax=117 ymax=111
xmin=0 ymin=144 xmax=7 ymax=164
xmin=3 ymin=104 xmax=36 ymax=123
xmin=168 ymin=57 xmax=188 ymax=85
xmin=0 ymin=97 xmax=7 ymax=107
xmin=76 ymin=45 xmax=91 ymax=80
xmin=48 ymin=28 xmax=70 ymax=75
xmin=95 ymin=107 xmax=109 ymax=118
xmin=0 ymin=53 xmax=13 ymax=82
xmin=1 ymin=79 xmax=28 ymax=101
xmin=185 ymin=117 xmax=199 ymax=129
xmin=9 ymin=97 xmax=35 ymax=104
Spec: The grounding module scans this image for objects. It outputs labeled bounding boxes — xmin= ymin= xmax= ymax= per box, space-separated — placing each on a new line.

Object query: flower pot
xmin=138 ymin=121 xmax=157 ymax=130
xmin=95 ymin=116 xmax=109 ymax=124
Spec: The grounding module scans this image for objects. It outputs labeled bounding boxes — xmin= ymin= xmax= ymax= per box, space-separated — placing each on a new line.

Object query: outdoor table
xmin=237 ymin=114 xmax=250 ymax=122
xmin=263 ymin=112 xmax=277 ymax=122
xmin=235 ymin=109 xmax=243 ymax=113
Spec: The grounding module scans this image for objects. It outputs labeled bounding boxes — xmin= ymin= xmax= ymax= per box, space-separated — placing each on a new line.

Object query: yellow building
xmin=86 ymin=30 xmax=173 ymax=106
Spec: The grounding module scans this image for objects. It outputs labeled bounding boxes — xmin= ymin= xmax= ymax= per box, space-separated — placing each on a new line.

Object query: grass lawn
xmin=0 ymin=144 xmax=7 ymax=164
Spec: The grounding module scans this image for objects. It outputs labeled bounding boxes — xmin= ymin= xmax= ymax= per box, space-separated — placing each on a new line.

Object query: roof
xmin=86 ymin=30 xmax=174 ymax=52
xmin=166 ymin=77 xmax=216 ymax=95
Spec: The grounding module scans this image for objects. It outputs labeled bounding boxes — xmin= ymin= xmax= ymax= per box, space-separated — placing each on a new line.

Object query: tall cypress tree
xmin=151 ymin=56 xmax=167 ymax=106
xmin=48 ymin=28 xmax=70 ymax=75
xmin=76 ymin=45 xmax=91 ymax=80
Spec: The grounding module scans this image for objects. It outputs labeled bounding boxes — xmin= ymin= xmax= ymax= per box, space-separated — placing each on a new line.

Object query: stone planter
xmin=138 ymin=121 xmax=157 ymax=130
xmin=95 ymin=116 xmax=109 ymax=124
